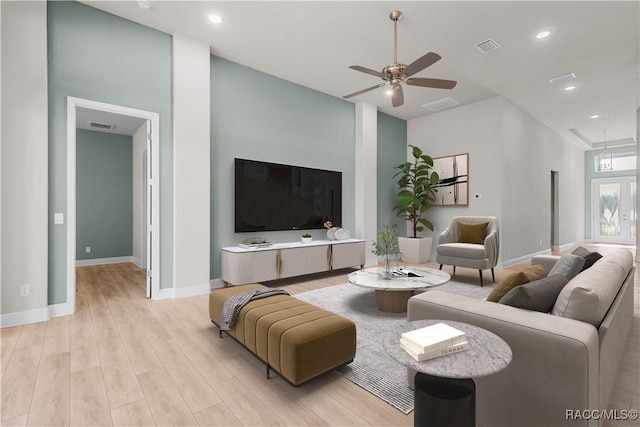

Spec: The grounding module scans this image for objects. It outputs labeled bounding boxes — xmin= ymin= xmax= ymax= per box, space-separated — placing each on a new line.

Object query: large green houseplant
xmin=393 ymin=144 xmax=439 ymax=263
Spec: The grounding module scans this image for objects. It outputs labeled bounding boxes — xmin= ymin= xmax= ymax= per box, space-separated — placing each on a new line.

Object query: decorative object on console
xmin=238 ymin=237 xmax=272 ymax=249
xmin=301 ymin=233 xmax=312 ymax=243
xmin=371 ymin=223 xmax=401 ymax=279
xmin=432 ymin=153 xmax=469 ymax=206
xmin=394 ymin=145 xmax=439 ymax=264
xmin=324 ymin=220 xmax=351 ymax=241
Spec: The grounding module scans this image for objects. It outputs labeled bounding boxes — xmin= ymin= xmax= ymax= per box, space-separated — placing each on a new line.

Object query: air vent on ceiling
xmin=549 ymin=72 xmax=576 ymax=85
xmin=422 ymin=97 xmax=461 ymax=112
xmin=88 ymin=121 xmax=115 ymax=130
xmin=475 ymin=38 xmax=501 ymax=54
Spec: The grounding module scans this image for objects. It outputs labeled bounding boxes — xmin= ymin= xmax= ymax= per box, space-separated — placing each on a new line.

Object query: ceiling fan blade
xmin=406 ymin=77 xmax=457 ymax=90
xmin=391 ymin=85 xmax=404 ymax=107
xmin=403 ymin=52 xmax=441 ymax=78
xmin=343 ymin=82 xmax=387 ymax=99
xmin=348 ymin=65 xmax=384 ymax=78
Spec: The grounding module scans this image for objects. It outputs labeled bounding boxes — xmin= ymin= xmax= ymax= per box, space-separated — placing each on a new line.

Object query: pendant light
xmin=598 ymin=130 xmax=613 ymax=171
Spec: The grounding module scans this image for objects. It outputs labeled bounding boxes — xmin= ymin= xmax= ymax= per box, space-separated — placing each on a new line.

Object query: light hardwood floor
xmin=1 ymin=244 xmax=638 ymax=426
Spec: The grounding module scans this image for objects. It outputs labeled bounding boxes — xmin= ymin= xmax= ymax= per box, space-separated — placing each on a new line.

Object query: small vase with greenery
xmin=371 ymin=223 xmax=401 ymax=279
xmin=393 ymin=144 xmax=439 ymax=237
xmin=301 ymin=233 xmax=312 ymax=243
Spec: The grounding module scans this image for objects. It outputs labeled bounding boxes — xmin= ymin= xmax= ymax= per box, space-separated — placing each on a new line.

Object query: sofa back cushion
xmin=551 ymin=249 xmax=633 ymax=327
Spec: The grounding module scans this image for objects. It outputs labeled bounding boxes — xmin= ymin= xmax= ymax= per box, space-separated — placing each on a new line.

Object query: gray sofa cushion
xmin=548 ymin=253 xmax=585 ymax=281
xmin=571 ymin=246 xmax=603 ymax=271
xmin=551 ymin=249 xmax=633 ymax=327
xmin=499 ymin=274 xmax=568 ymax=313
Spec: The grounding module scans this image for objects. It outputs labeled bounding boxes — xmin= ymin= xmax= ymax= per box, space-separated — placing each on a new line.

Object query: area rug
xmin=295 ymin=280 xmax=494 ymax=414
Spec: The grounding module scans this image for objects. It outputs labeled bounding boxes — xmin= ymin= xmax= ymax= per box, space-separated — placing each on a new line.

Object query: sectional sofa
xmin=406 ymin=248 xmax=635 ymax=427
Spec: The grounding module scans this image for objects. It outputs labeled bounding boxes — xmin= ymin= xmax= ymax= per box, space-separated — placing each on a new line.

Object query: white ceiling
xmin=80 ymin=1 xmax=639 ymax=149
xmin=77 ymin=107 xmax=146 ymax=136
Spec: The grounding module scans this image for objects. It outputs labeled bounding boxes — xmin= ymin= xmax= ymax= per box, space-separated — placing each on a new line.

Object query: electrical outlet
xmin=85 ymin=246 xmax=91 ymax=253
xmin=19 ymin=284 xmax=30 ymax=297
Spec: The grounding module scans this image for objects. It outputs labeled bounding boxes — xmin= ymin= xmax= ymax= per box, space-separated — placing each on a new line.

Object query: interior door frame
xmin=66 ymin=97 xmax=161 ymax=313
xmin=591 ymin=176 xmax=636 ymax=244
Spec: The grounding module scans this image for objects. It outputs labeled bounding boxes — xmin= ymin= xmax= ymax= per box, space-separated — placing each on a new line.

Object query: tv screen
xmin=234 ymin=158 xmax=342 ymax=233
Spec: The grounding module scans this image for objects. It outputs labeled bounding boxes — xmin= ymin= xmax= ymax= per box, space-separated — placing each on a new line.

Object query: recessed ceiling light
xmin=137 ymin=0 xmax=151 ymax=11
xmin=209 ymin=14 xmax=222 ymax=24
xmin=590 ymin=114 xmax=600 ymax=119
xmin=536 ymin=31 xmax=551 ymax=39
xmin=564 ymin=85 xmax=576 ymax=91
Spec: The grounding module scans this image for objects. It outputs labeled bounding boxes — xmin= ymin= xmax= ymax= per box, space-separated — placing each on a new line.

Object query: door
xmin=145 ymin=120 xmax=153 ymax=298
xmin=592 ymin=177 xmax=636 ymax=244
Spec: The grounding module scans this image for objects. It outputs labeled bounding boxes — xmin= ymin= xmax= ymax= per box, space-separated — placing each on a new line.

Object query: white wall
xmin=355 ymin=101 xmax=379 ymax=266
xmin=408 ymin=96 xmax=584 ymax=265
xmin=0 ymin=1 xmax=49 ymax=324
xmin=172 ymin=34 xmax=211 ymax=294
xmin=132 ymin=122 xmax=146 ymax=267
xmin=408 ymin=97 xmax=503 ymax=258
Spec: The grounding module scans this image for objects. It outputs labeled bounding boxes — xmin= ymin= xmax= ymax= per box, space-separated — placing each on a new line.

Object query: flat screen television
xmin=234 ymin=158 xmax=342 ymax=233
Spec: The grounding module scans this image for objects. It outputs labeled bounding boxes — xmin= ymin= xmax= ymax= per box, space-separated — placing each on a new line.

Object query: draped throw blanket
xmin=220 ymin=288 xmax=290 ymax=331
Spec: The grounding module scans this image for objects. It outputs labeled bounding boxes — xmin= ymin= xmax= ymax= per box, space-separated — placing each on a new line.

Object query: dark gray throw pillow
xmin=571 ymin=246 xmax=602 ymax=271
xmin=548 ymin=253 xmax=585 ymax=281
xmin=499 ymin=274 xmax=569 ymax=313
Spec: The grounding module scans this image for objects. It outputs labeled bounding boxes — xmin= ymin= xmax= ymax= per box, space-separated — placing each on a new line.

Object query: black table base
xmin=414 ymin=372 xmax=475 ymax=427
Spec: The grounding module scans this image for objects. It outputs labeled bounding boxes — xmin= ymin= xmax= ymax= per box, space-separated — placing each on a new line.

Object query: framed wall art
xmin=432 ymin=153 xmax=469 ymax=206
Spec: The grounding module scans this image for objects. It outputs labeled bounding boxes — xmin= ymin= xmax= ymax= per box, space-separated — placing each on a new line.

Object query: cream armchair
xmin=435 ymin=216 xmax=499 ymax=286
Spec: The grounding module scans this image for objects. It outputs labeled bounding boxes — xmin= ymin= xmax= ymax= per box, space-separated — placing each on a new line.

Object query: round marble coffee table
xmin=384 ymin=319 xmax=512 ymax=427
xmin=347 ymin=267 xmax=450 ymax=313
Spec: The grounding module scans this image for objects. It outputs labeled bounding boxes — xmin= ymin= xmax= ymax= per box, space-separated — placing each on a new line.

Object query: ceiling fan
xmin=343 ymin=11 xmax=457 ymax=108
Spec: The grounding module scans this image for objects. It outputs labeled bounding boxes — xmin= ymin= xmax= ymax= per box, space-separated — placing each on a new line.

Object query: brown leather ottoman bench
xmin=209 ymin=283 xmax=356 ymax=386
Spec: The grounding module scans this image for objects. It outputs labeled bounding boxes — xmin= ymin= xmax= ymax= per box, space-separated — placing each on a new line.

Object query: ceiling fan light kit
xmin=343 ymin=11 xmax=457 ymax=107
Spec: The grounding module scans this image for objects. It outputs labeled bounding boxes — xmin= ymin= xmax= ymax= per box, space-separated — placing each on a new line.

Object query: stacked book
xmin=400 ymin=323 xmax=469 ymax=361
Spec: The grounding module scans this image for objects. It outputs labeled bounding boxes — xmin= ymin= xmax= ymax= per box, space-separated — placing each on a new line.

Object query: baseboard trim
xmin=76 ymin=256 xmax=135 ymax=267
xmin=1 ymin=307 xmax=49 ymax=328
xmin=502 ymin=248 xmax=552 ymax=268
xmin=155 ymin=280 xmax=215 ymax=300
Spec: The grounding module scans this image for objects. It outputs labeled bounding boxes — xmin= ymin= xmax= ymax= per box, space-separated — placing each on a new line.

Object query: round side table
xmin=384 ymin=319 xmax=512 ymax=427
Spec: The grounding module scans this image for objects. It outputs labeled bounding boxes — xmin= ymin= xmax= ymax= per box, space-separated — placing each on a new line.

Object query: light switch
xmin=54 ymin=213 xmax=64 ymax=224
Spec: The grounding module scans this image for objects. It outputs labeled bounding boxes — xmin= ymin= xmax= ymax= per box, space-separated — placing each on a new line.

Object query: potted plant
xmin=371 ymin=223 xmax=401 ymax=279
xmin=393 ymin=144 xmax=439 ymax=264
xmin=301 ymin=233 xmax=312 ymax=243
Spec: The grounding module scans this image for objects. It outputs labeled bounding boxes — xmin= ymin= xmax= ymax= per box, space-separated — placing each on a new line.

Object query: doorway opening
xmin=66 ymin=97 xmax=160 ymax=313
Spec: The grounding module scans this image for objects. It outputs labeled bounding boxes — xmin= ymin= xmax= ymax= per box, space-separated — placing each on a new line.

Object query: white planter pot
xmin=398 ymin=237 xmax=433 ymax=264
xmin=301 ymin=237 xmax=312 ymax=243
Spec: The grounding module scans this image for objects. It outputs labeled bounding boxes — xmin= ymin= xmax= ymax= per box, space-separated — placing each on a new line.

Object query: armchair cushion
xmin=436 ymin=243 xmax=488 ymax=260
xmin=486 ymin=264 xmax=547 ymax=302
xmin=499 ymin=274 xmax=568 ymax=312
xmin=456 ymin=222 xmax=489 ymax=244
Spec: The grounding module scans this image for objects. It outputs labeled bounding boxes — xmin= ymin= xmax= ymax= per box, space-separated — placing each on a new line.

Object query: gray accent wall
xmin=47 ymin=1 xmax=173 ymax=303
xmin=210 ymin=56 xmax=357 ymax=279
xmin=377 ymin=112 xmax=407 ymax=230
xmin=76 ymin=130 xmax=133 ymax=260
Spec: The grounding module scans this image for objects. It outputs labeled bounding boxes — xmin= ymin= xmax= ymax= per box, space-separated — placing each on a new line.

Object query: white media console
xmin=221 ymin=239 xmax=365 ymax=286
